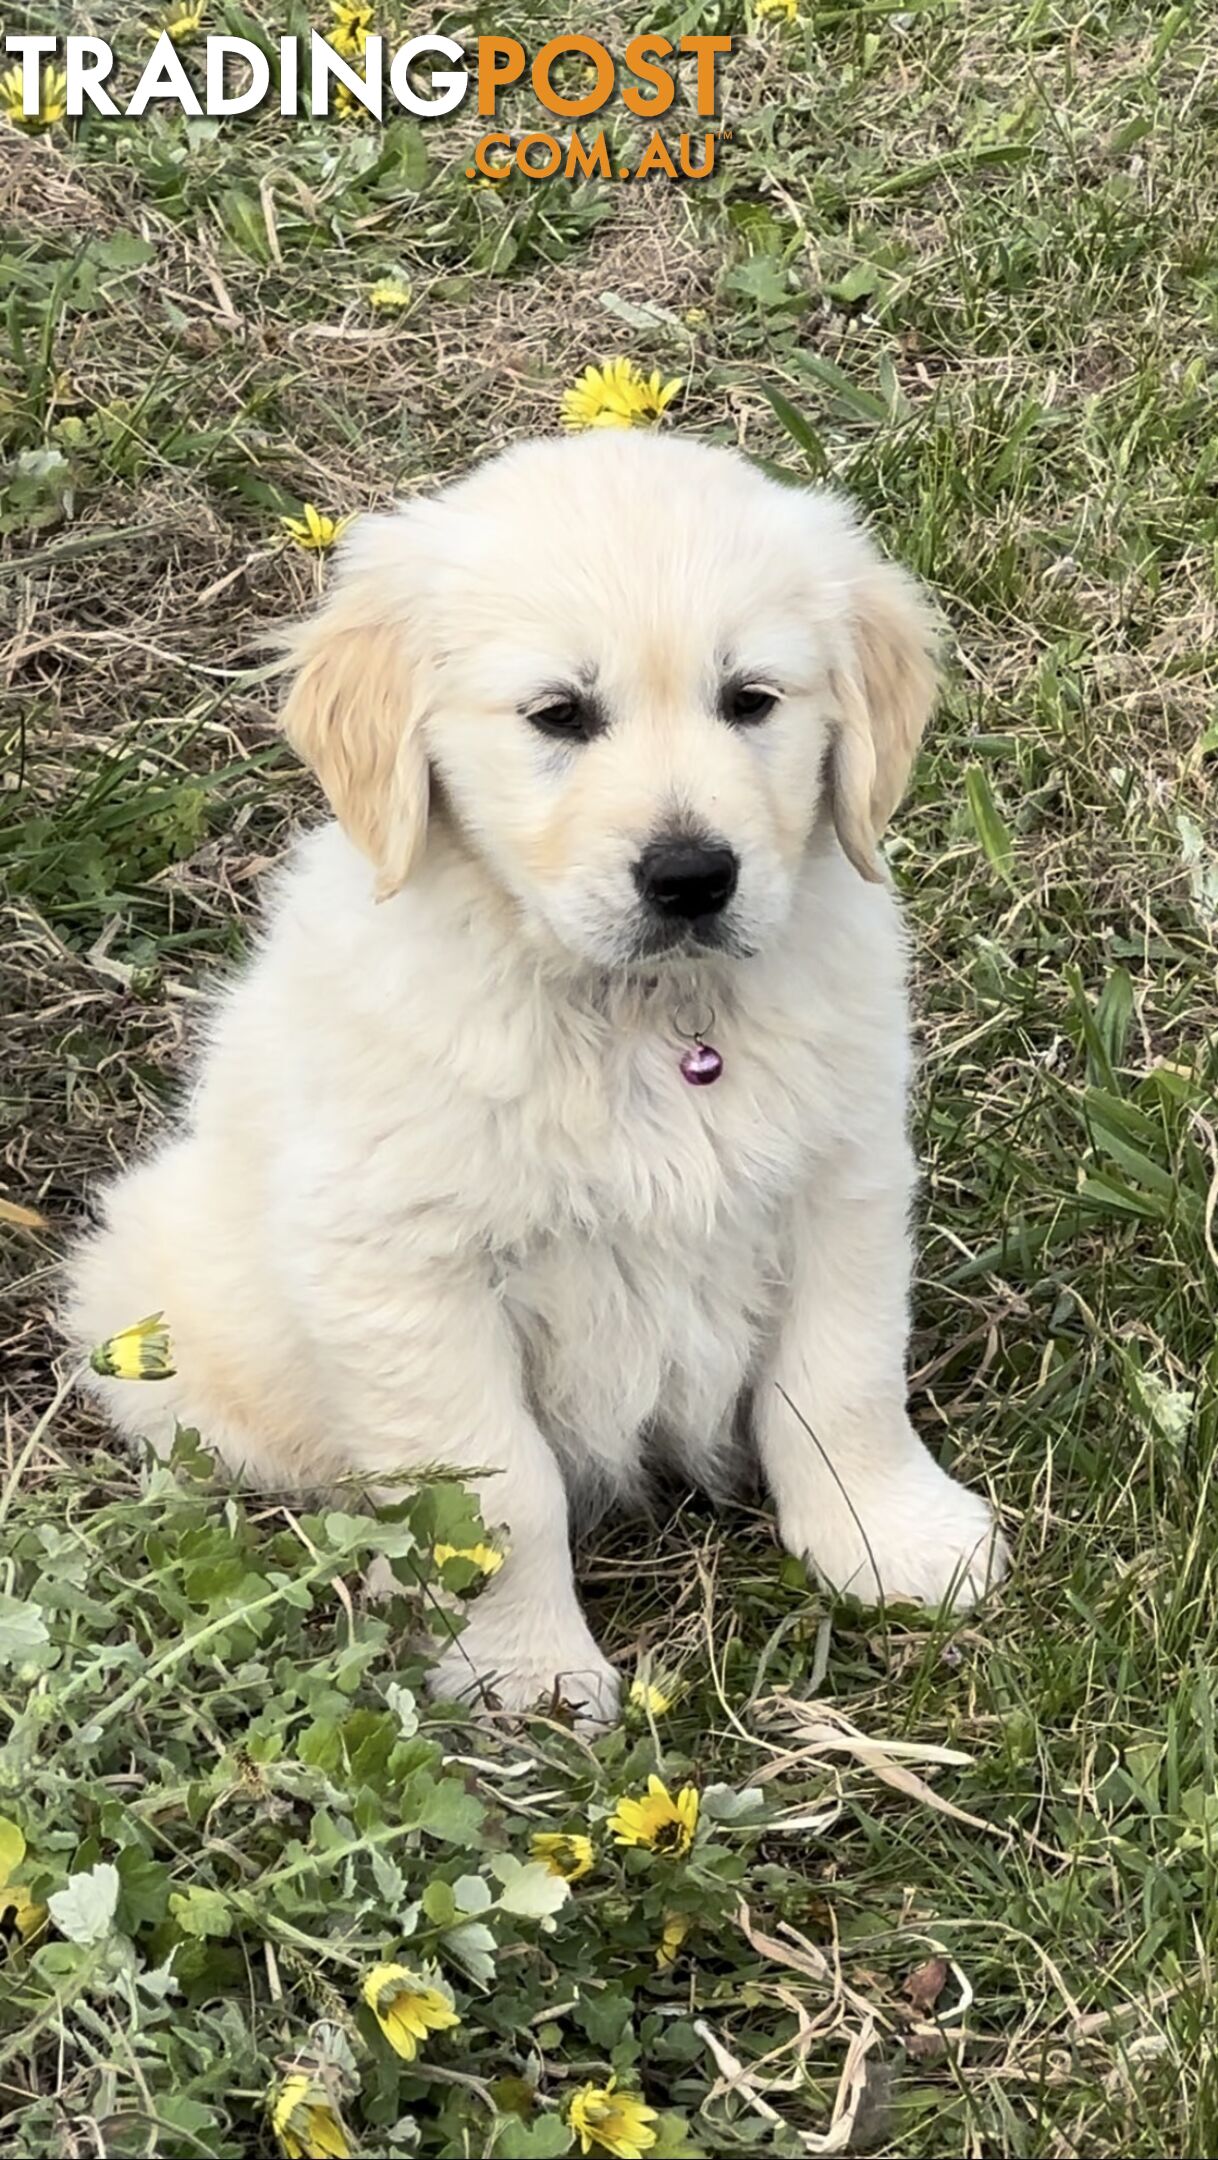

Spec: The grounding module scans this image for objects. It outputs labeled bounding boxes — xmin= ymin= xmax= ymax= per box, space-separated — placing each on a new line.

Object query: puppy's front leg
xmin=315 ymin=1249 xmax=618 ymax=1724
xmin=757 ymin=1142 xmax=1007 ymax=1610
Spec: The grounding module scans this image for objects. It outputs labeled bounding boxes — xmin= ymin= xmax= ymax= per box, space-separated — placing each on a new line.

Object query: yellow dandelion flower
xmin=281 ymin=504 xmax=352 ymax=553
xmin=530 ymin=1831 xmax=595 ymax=1882
xmin=330 ymin=0 xmax=373 ymax=33
xmin=2 ymin=63 xmax=68 ymax=127
xmin=333 ymin=79 xmax=375 ymax=117
xmin=568 ymin=2078 xmax=658 ymax=2159
xmin=89 ymin=1312 xmax=175 ymax=1383
xmin=757 ymin=0 xmax=798 ymax=19
xmin=361 ymin=1961 xmax=461 ymax=2061
xmin=327 ymin=4 xmax=372 ymax=65
xmin=0 ymin=68 xmax=26 ymax=124
xmin=433 ymin=1541 xmax=504 ymax=1577
xmin=270 ymin=2074 xmax=351 ymax=2160
xmin=147 ymin=7 xmax=205 ymax=41
xmin=368 ymin=276 xmax=413 ymax=312
xmin=0 ymin=1819 xmax=47 ymax=1952
xmin=608 ymin=1775 xmax=698 ymax=1859
xmin=635 ymin=368 xmax=683 ymax=419
xmin=655 ymin=1912 xmax=690 ymax=1970
xmin=628 ymin=1677 xmax=676 ymax=1717
xmin=561 ymin=359 xmax=640 ymax=431
xmin=0 ymin=1879 xmax=45 ymax=1948
xmin=560 ymin=358 xmax=682 ymax=434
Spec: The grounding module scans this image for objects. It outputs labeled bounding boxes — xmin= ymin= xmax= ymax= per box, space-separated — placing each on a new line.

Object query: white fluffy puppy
xmin=68 ymin=432 xmax=1006 ymax=1721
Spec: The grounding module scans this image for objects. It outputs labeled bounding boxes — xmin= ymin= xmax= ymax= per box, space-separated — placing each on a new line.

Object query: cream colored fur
xmin=67 ymin=433 xmax=1006 ymax=1722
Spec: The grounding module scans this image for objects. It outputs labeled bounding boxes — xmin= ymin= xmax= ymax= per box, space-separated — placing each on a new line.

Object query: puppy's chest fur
xmin=487 ymin=1003 xmax=818 ymax=1494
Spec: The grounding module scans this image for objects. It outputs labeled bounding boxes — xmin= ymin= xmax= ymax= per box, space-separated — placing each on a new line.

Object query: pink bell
xmin=680 ymin=1040 xmax=723 ymax=1086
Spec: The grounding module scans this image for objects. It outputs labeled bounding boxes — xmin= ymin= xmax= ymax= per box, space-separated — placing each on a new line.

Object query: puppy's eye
xmin=723 ymin=682 xmax=779 ymax=726
xmin=524 ymin=691 xmax=603 ymax=742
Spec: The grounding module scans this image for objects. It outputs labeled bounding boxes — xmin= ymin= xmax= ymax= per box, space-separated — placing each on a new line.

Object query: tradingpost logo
xmin=2 ymin=29 xmax=733 ymax=182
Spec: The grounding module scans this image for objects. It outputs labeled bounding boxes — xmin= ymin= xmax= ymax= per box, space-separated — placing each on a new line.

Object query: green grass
xmin=2 ymin=0 xmax=1217 ymax=2153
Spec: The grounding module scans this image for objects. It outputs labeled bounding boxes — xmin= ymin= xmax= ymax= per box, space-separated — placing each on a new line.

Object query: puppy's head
xmin=281 ymin=434 xmax=940 ymax=966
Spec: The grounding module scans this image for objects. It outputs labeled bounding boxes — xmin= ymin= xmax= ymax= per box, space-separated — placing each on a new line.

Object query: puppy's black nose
xmin=633 ymin=838 xmax=739 ymax=919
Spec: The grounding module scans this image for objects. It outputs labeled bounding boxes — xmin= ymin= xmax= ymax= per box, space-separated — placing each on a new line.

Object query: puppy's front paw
xmin=428 ymin=1595 xmax=620 ymax=1729
xmin=781 ymin=1455 xmax=1007 ymax=1613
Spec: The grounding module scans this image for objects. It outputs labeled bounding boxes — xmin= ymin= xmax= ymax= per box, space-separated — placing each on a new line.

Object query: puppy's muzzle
xmin=632 ymin=837 xmax=739 ymax=924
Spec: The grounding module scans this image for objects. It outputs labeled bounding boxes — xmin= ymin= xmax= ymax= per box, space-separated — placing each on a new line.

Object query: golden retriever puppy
xmin=68 ymin=432 xmax=1006 ymax=1721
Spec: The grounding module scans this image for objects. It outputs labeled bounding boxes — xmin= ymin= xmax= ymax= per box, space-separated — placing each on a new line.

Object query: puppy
xmin=68 ymin=432 xmax=1006 ymax=1722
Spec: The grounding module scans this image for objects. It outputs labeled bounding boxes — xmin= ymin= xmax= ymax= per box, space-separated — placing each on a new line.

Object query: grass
xmin=2 ymin=0 xmax=1217 ymax=2152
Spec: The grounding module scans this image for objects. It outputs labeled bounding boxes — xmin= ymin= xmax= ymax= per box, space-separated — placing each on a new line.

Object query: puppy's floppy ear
xmin=280 ymin=515 xmax=428 ymax=898
xmin=830 ymin=543 xmax=941 ymax=883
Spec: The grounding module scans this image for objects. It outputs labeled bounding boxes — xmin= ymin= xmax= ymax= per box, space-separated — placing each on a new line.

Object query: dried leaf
xmin=801 ymin=2017 xmax=882 ymax=2155
xmin=695 ymin=2018 xmax=783 ymax=2125
xmin=736 ymin=1900 xmax=832 ymax=1984
xmin=902 ymin=1956 xmax=949 ymax=2012
xmin=762 ymin=1702 xmax=998 ymax=1835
